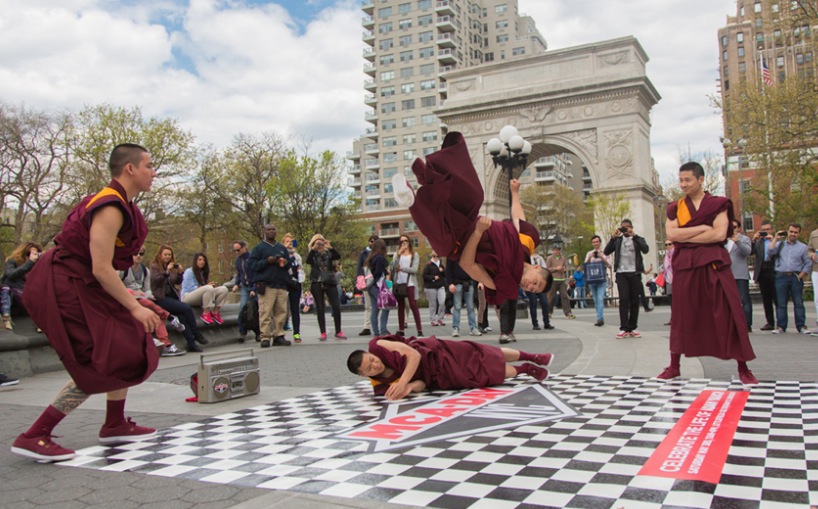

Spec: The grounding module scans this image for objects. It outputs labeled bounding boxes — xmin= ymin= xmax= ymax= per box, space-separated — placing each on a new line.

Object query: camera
xmin=619 ymin=227 xmax=629 ymax=233
xmin=758 ymin=231 xmax=768 ymax=237
xmin=777 ymin=231 xmax=787 ymax=238
xmin=593 ymin=251 xmax=599 ymax=257
xmin=173 ymin=263 xmax=181 ymax=269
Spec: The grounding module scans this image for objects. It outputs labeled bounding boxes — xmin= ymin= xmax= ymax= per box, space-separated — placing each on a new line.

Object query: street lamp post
xmin=487 ymin=125 xmax=532 ymax=218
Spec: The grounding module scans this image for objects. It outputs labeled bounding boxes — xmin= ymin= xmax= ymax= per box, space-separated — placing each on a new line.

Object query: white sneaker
xmin=160 ymin=344 xmax=186 ymax=357
xmin=392 ymin=173 xmax=416 ymax=208
xmin=152 ymin=337 xmax=163 ymax=347
xmin=452 ymin=328 xmax=460 ymax=337
xmin=469 ymin=328 xmax=482 ymax=336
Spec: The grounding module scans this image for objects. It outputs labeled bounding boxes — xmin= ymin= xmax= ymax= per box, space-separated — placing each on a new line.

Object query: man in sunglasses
xmin=231 ymin=240 xmax=256 ymax=342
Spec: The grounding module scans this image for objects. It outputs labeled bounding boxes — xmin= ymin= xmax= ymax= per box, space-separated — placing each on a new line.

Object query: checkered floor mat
xmin=60 ymin=375 xmax=818 ymax=509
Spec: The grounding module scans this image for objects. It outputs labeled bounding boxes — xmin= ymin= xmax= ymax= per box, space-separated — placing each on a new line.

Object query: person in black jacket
xmin=751 ymin=220 xmax=778 ymax=330
xmin=1 ymin=242 xmax=42 ymax=331
xmin=249 ymin=224 xmax=291 ymax=348
xmin=305 ymin=233 xmax=345 ymax=341
xmin=422 ymin=252 xmax=446 ymax=327
xmin=356 ymin=235 xmax=378 ymax=336
xmin=365 ymin=239 xmax=391 ymax=336
xmin=603 ymin=219 xmax=650 ymax=339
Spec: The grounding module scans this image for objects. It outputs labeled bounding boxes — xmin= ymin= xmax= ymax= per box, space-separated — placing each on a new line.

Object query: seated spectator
xmin=149 ymin=245 xmax=208 ymax=353
xmin=301 ymin=290 xmax=315 ymax=313
xmin=1 ymin=242 xmax=42 ymax=331
xmin=121 ymin=247 xmax=186 ymax=357
xmin=180 ymin=253 xmax=229 ymax=325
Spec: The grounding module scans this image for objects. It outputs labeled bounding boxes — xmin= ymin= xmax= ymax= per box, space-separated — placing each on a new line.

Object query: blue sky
xmin=0 ymin=0 xmax=735 ymax=182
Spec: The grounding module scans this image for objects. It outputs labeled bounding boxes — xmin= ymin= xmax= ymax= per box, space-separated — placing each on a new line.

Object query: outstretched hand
xmin=385 ymin=380 xmax=412 ymax=401
xmin=510 ymin=178 xmax=521 ymax=193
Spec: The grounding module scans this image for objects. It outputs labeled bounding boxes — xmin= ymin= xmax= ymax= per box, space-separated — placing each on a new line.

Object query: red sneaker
xmin=656 ymin=366 xmax=681 ymax=380
xmin=532 ymin=353 xmax=554 ymax=367
xmin=320 ymin=332 xmax=327 ymax=341
xmin=99 ymin=417 xmax=157 ymax=444
xmin=521 ymin=363 xmax=550 ymax=381
xmin=200 ymin=312 xmax=214 ymax=325
xmin=738 ymin=369 xmax=758 ymax=385
xmin=629 ymin=330 xmax=642 ymax=338
xmin=11 ymin=433 xmax=75 ymax=462
xmin=211 ymin=312 xmax=224 ymax=325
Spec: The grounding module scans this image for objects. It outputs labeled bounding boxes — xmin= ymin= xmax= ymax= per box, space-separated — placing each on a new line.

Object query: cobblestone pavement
xmin=1 ymin=306 xmax=816 ymax=508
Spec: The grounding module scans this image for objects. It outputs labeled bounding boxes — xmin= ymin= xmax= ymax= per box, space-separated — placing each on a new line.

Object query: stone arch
xmin=434 ymin=36 xmax=662 ymax=269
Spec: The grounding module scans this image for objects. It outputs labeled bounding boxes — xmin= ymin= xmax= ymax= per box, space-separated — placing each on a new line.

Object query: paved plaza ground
xmin=1 ymin=304 xmax=817 ymax=509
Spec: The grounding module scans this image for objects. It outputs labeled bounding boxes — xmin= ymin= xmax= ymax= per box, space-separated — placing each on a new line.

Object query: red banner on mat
xmin=639 ymin=390 xmax=748 ymax=484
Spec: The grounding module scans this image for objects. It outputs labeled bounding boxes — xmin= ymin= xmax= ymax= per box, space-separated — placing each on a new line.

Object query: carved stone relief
xmin=604 ymin=129 xmax=634 ymax=179
xmin=599 ymin=50 xmax=630 ymax=67
xmin=561 ymin=129 xmax=598 ymax=164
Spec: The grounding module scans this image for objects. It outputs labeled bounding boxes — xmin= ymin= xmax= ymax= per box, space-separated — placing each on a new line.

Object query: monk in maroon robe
xmin=405 ymin=132 xmax=551 ymax=305
xmin=657 ymin=162 xmax=757 ymax=385
xmin=11 ymin=144 xmax=163 ymax=463
xmin=347 ymin=335 xmax=555 ymax=400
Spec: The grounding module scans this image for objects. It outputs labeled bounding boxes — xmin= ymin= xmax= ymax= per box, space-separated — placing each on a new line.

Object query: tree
xmin=0 ymin=103 xmax=72 ymax=247
xmin=223 ymin=132 xmax=287 ymax=241
xmin=520 ymin=182 xmax=590 ymax=247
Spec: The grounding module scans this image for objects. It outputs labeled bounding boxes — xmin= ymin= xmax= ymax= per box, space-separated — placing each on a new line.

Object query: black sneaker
xmin=532 ymin=325 xmax=541 ymax=331
xmin=194 ymin=335 xmax=209 ymax=345
xmin=272 ymin=336 xmax=291 ymax=347
xmin=261 ymin=339 xmax=271 ymax=348
xmin=544 ymin=324 xmax=555 ymax=330
xmin=359 ymin=328 xmax=371 ymax=336
xmin=187 ymin=343 xmax=203 ymax=353
xmin=0 ymin=374 xmax=20 ymax=387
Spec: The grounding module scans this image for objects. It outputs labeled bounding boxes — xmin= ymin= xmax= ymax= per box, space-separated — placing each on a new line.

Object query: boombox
xmin=197 ymin=349 xmax=260 ymax=403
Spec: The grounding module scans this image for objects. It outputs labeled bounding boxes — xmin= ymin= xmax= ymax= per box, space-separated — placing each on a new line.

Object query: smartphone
xmin=758 ymin=231 xmax=768 ymax=237
xmin=292 ymin=239 xmax=298 ymax=247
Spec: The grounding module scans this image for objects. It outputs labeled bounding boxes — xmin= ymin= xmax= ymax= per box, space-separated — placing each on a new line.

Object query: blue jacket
xmin=249 ymin=240 xmax=290 ymax=289
xmin=234 ymin=251 xmax=254 ymax=287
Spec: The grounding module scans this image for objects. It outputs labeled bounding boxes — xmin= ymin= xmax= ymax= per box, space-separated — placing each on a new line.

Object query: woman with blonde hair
xmin=305 ymin=233 xmax=346 ymax=340
xmin=391 ymin=235 xmax=423 ymax=336
xmin=1 ymin=242 xmax=43 ymax=330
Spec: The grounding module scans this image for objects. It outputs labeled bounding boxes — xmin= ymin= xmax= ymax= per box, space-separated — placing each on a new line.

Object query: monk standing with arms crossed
xmin=11 ymin=144 xmax=163 ymax=461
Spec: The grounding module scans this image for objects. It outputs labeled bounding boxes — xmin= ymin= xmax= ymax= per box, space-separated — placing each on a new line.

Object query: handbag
xmin=584 ymin=261 xmax=606 ymax=284
xmin=392 ymin=282 xmax=408 ymax=298
xmin=356 ymin=267 xmax=375 ymax=291
xmin=320 ymin=270 xmax=337 ymax=286
xmin=377 ymin=279 xmax=398 ymax=309
xmin=655 ymin=272 xmax=665 ymax=288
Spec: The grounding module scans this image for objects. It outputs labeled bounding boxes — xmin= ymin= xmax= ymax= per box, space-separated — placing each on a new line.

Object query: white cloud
xmin=0 ymin=0 xmax=737 ymax=175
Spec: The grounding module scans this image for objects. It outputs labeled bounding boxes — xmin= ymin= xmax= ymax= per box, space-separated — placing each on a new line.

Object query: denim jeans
xmin=575 ymin=285 xmax=587 ymax=308
xmin=735 ymin=279 xmax=752 ymax=329
xmin=237 ymin=283 xmax=252 ymax=335
xmin=0 ymin=286 xmax=22 ymax=316
xmin=774 ymin=273 xmax=805 ymax=331
xmin=452 ymin=282 xmax=476 ymax=331
xmin=526 ymin=291 xmax=550 ymax=327
xmin=588 ymin=282 xmax=607 ymax=321
xmin=368 ymin=284 xmax=390 ymax=335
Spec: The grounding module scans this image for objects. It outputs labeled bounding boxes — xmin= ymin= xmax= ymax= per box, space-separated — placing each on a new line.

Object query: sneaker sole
xmin=392 ymin=173 xmax=415 ymax=207
xmin=10 ymin=446 xmax=75 ymax=462
xmin=99 ymin=431 xmax=158 ymax=444
xmin=0 ymin=380 xmax=20 ymax=386
xmin=160 ymin=351 xmax=187 ymax=357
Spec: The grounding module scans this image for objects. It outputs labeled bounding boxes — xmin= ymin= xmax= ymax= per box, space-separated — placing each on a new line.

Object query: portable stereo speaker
xmin=197 ymin=349 xmax=260 ymax=403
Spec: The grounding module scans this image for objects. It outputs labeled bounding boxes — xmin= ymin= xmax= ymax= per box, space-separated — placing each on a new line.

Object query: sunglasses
xmin=665 ymin=244 xmax=672 ymax=247
xmin=136 ymin=252 xmax=145 ymax=256
xmin=234 ymin=249 xmax=242 ymax=252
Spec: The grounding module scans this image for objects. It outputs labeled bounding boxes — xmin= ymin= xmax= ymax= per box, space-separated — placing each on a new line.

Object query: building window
xmin=401 ymin=83 xmax=415 ymax=94
xmin=721 ymin=35 xmax=728 ymax=47
xmin=384 ymin=152 xmax=397 ymax=163
xmin=723 ymin=50 xmax=728 ymax=61
xmin=754 ymin=2 xmax=761 ymax=12
xmin=496 ymin=34 xmax=509 ymax=43
xmin=755 ymin=18 xmax=762 ymax=28
xmin=418 ymin=14 xmax=433 ymax=26
xmin=772 ymin=2 xmax=779 ymax=12
xmin=378 ymin=6 xmax=392 ymax=18
xmin=422 ymin=131 xmax=437 ymax=142
xmin=379 ymin=38 xmax=393 ymax=50
xmin=739 ymin=61 xmax=746 ymax=72
xmin=380 ymin=70 xmax=395 ymax=81
xmin=774 ymin=29 xmax=781 ymax=38
xmin=495 ymin=4 xmax=508 ymax=13
xmin=512 ymin=47 xmax=525 ymax=56
xmin=383 ymin=120 xmax=397 ymax=130
xmin=401 ymin=99 xmax=415 ymax=110
xmin=400 ymin=67 xmax=414 ymax=78
xmin=777 ymin=55 xmax=784 ymax=67
xmin=420 ymin=79 xmax=436 ymax=90
xmin=756 ymin=33 xmax=764 ymax=43
xmin=738 ymin=46 xmax=745 ymax=57
xmin=485 ymin=52 xmax=494 ymax=62
xmin=383 ymin=136 xmax=397 ymax=147
xmin=420 ymin=63 xmax=435 ymax=75
xmin=737 ymin=32 xmax=744 ymax=43
xmin=740 ymin=5 xmax=745 ymax=16
xmin=399 ymin=18 xmax=412 ymax=29
xmin=496 ymin=20 xmax=509 ymax=29
xmin=400 ymin=50 xmax=413 ymax=62
xmin=403 ymin=149 xmax=417 ymax=160
xmin=381 ymin=102 xmax=396 ymax=113
xmin=379 ymin=22 xmax=393 ymax=34
xmin=419 ymin=30 xmax=433 ymax=42
xmin=384 ymin=167 xmax=397 ymax=178
xmin=418 ymin=0 xmax=432 ymax=9
xmin=402 ymin=116 xmax=416 ymax=127
xmin=402 ymin=133 xmax=417 ymax=144
xmin=398 ymin=2 xmax=411 ymax=14
xmin=399 ymin=35 xmax=412 ymax=46
xmin=724 ymin=65 xmax=729 ymax=78
xmin=385 ymin=199 xmax=398 ymax=209
xmin=421 ymin=114 xmax=436 ymax=124
xmin=380 ymin=86 xmax=395 ymax=97
xmin=421 ymin=95 xmax=436 ymax=107
xmin=419 ymin=46 xmax=434 ymax=58
xmin=422 ymin=146 xmax=435 ymax=156
xmin=380 ymin=54 xmax=394 ymax=65
xmin=797 ymin=52 xmax=804 ymax=64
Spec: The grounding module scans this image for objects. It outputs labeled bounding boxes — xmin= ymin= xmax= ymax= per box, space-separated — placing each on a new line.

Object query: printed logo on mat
xmin=339 ymin=384 xmax=578 ymax=452
xmin=640 ymin=390 xmax=749 ymax=484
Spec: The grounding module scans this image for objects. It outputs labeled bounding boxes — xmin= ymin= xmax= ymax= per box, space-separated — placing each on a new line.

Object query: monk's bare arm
xmin=684 ymin=211 xmax=729 ymax=244
xmin=665 ymin=218 xmax=712 ymax=242
xmin=510 ymin=179 xmax=524 ymax=231
xmin=378 ymin=340 xmax=423 ymax=400
xmin=89 ymin=206 xmax=160 ymax=333
xmin=459 ymin=216 xmax=496 ymax=290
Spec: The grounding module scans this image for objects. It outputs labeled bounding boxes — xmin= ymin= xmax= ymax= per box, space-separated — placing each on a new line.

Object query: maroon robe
xmin=409 ymin=132 xmax=539 ymax=304
xmin=667 ymin=193 xmax=755 ymax=361
xmin=23 ymin=180 xmax=158 ymax=394
xmin=367 ymin=335 xmax=506 ymax=395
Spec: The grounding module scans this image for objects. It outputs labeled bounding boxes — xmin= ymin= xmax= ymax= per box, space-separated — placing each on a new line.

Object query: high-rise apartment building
xmin=717 ymin=0 xmax=817 ymax=229
xmin=347 ymin=0 xmax=547 ymax=251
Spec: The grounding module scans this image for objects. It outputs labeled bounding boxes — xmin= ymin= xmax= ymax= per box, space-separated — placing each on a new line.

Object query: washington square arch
xmin=435 ymin=36 xmax=662 ymax=272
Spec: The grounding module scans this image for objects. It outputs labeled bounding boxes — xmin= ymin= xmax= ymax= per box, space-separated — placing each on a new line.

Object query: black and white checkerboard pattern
xmin=60 ymin=375 xmax=818 ymax=509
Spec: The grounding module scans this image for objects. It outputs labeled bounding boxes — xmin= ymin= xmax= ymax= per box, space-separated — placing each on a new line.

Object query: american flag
xmin=761 ymin=57 xmax=774 ymax=86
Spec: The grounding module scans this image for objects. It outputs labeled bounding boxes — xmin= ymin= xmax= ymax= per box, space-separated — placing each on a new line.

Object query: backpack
xmin=239 ymin=299 xmax=260 ymax=334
